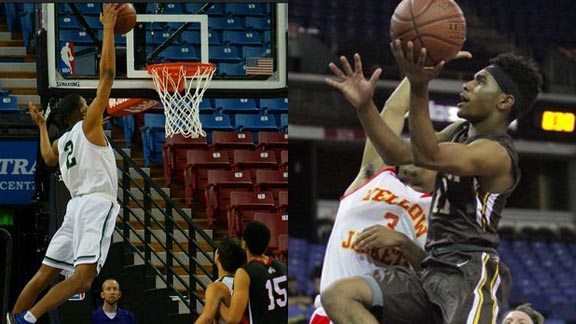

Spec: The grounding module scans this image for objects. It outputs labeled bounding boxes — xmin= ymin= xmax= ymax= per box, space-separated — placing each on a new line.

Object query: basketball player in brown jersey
xmin=322 ymin=41 xmax=542 ymax=323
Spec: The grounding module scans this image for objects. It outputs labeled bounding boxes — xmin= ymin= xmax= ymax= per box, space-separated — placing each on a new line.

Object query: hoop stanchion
xmin=146 ymin=62 xmax=216 ymax=138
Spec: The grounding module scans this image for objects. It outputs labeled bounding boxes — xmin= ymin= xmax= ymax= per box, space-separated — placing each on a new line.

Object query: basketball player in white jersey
xmin=7 ymin=4 xmax=121 ymax=324
xmin=310 ymin=52 xmax=469 ymax=323
xmin=195 ymin=236 xmax=246 ymax=324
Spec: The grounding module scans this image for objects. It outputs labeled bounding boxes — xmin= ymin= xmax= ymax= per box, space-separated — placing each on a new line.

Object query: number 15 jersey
xmin=320 ymin=167 xmax=432 ymax=293
xmin=242 ymin=258 xmax=287 ymax=324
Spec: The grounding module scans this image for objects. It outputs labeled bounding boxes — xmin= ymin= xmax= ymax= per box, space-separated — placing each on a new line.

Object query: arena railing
xmin=110 ymin=139 xmax=218 ymax=312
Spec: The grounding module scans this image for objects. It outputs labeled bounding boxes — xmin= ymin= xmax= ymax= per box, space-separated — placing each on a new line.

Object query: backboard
xmin=37 ymin=2 xmax=287 ymax=99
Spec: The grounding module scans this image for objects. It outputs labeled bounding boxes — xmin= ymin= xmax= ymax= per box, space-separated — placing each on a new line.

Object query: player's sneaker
xmin=6 ymin=313 xmax=33 ymax=324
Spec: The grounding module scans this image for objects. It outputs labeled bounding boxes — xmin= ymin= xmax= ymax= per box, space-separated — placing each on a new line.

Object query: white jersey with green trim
xmin=57 ymin=121 xmax=117 ymax=199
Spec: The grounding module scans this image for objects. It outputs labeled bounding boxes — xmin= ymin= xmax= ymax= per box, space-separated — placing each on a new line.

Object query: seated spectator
xmin=501 ymin=303 xmax=544 ymax=324
xmin=92 ymin=279 xmax=137 ymax=324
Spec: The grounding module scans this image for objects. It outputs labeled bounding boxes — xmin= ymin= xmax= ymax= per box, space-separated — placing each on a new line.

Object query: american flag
xmin=245 ymin=58 xmax=273 ymax=75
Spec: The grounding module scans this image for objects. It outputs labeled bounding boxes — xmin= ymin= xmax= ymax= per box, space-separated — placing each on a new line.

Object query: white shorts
xmin=43 ymin=194 xmax=120 ymax=277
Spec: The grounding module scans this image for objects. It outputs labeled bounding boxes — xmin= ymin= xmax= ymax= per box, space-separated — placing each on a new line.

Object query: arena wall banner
xmin=0 ymin=141 xmax=37 ymax=205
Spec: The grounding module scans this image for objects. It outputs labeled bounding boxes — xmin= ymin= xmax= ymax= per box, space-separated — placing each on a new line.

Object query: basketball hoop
xmin=146 ymin=62 xmax=216 ymax=138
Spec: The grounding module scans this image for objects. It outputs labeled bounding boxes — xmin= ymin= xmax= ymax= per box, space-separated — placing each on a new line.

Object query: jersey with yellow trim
xmin=427 ymin=122 xmax=520 ymax=250
xmin=319 ymin=167 xmax=431 ymax=293
xmin=57 ymin=121 xmax=117 ymax=199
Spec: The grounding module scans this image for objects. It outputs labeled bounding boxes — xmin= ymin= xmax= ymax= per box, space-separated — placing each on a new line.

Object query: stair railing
xmin=111 ymin=140 xmax=218 ymax=312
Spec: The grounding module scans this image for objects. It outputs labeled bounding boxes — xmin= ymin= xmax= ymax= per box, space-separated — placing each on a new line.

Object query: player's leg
xmin=28 ymin=263 xmax=97 ymax=319
xmin=423 ymin=252 xmax=511 ymax=324
xmin=11 ymin=264 xmax=61 ymax=313
xmin=321 ymin=277 xmax=379 ymax=324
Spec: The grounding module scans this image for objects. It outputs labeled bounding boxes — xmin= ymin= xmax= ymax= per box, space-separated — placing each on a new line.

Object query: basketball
xmin=390 ymin=0 xmax=466 ymax=66
xmin=114 ymin=3 xmax=137 ymax=35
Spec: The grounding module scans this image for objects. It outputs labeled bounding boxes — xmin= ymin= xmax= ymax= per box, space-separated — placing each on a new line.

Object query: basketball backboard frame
xmin=38 ymin=2 xmax=288 ymax=99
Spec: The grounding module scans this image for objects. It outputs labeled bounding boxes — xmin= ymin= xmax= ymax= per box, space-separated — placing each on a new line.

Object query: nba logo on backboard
xmin=59 ymin=41 xmax=75 ymax=76
xmin=69 ymin=292 xmax=85 ymax=301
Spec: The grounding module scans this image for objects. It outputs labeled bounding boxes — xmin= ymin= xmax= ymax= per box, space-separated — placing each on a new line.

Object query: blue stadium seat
xmin=59 ymin=15 xmax=101 ymax=30
xmin=222 ymin=31 xmax=262 ymax=45
xmin=264 ymin=31 xmax=271 ymax=44
xmin=75 ymin=3 xmax=101 ymax=14
xmin=245 ymin=17 xmax=270 ymax=30
xmin=180 ymin=30 xmax=221 ymax=45
xmin=225 ymin=3 xmax=268 ymax=16
xmin=241 ymin=45 xmax=271 ymax=58
xmin=58 ymin=3 xmax=72 ymax=15
xmin=162 ymin=3 xmax=185 ymax=14
xmin=209 ymin=45 xmax=241 ymax=62
xmin=200 ymin=113 xmax=234 ymax=133
xmin=215 ymin=98 xmax=259 ymax=114
xmin=60 ymin=29 xmax=101 ymax=44
xmin=259 ymin=98 xmax=288 ymax=113
xmin=141 ymin=113 xmax=166 ymax=167
xmin=0 ymin=96 xmax=19 ymax=112
xmin=235 ymin=114 xmax=278 ymax=132
xmin=198 ymin=99 xmax=214 ymax=114
xmin=280 ymin=114 xmax=288 ymax=131
xmin=158 ymin=45 xmax=199 ymax=62
xmin=217 ymin=63 xmax=245 ymax=76
xmin=209 ymin=16 xmax=245 ymax=30
xmin=184 ymin=3 xmax=204 ymax=14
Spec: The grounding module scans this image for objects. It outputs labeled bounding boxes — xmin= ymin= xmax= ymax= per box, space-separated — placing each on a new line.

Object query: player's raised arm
xmin=82 ymin=3 xmax=120 ymax=146
xmin=28 ymin=102 xmax=59 ymax=166
xmin=326 ymin=53 xmax=413 ymax=166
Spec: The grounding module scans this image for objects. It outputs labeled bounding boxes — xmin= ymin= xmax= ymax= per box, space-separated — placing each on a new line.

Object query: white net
xmin=148 ymin=63 xmax=215 ymax=138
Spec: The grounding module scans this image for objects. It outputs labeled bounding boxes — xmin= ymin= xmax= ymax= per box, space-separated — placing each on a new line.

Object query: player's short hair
xmin=56 ymin=93 xmax=83 ymax=127
xmin=101 ymin=278 xmax=120 ymax=291
xmin=242 ymin=221 xmax=271 ymax=256
xmin=489 ymin=53 xmax=542 ymax=122
xmin=505 ymin=303 xmax=544 ymax=324
xmin=217 ymin=236 xmax=246 ymax=273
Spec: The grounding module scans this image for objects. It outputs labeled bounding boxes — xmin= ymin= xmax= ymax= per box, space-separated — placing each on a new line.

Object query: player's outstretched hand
xmin=325 ymin=53 xmax=382 ymax=111
xmin=100 ymin=3 xmax=121 ymax=28
xmin=28 ymin=101 xmax=46 ymax=127
xmin=354 ymin=225 xmax=407 ymax=250
xmin=390 ymin=39 xmax=444 ymax=88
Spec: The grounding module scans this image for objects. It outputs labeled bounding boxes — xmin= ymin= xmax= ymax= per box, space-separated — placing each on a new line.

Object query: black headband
xmin=484 ymin=64 xmax=522 ymax=113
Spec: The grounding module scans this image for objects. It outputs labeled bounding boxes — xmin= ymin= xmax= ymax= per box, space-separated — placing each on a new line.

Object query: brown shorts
xmin=360 ymin=251 xmax=511 ymax=324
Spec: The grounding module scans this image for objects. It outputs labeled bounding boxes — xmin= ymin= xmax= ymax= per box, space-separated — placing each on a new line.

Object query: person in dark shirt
xmin=92 ymin=279 xmax=137 ymax=324
xmin=321 ymin=43 xmax=542 ymax=323
xmin=219 ymin=221 xmax=287 ymax=324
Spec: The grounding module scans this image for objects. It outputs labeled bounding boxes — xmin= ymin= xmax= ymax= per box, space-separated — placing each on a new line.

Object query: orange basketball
xmin=390 ymin=0 xmax=466 ymax=66
xmin=114 ymin=3 xmax=137 ymax=35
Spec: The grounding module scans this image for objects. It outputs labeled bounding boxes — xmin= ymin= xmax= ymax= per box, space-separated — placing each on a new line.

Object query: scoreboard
xmin=519 ymin=104 xmax=576 ymax=142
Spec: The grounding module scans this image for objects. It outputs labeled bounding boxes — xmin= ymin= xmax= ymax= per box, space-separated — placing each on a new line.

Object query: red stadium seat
xmin=211 ymin=131 xmax=255 ymax=155
xmin=277 ymin=234 xmax=288 ymax=264
xmin=254 ymin=169 xmax=288 ymax=203
xmin=253 ymin=212 xmax=288 ymax=250
xmin=280 ymin=150 xmax=288 ymax=172
xmin=228 ymin=191 xmax=275 ymax=235
xmin=257 ymin=131 xmax=288 ymax=158
xmin=205 ymin=169 xmax=253 ymax=226
xmin=162 ymin=134 xmax=209 ymax=186
xmin=184 ymin=150 xmax=230 ymax=206
xmin=232 ymin=149 xmax=277 ymax=180
xmin=278 ymin=190 xmax=288 ymax=213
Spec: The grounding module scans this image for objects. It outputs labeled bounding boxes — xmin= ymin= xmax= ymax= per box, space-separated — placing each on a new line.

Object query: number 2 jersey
xmin=320 ymin=167 xmax=432 ymax=293
xmin=242 ymin=257 xmax=287 ymax=324
xmin=57 ymin=121 xmax=118 ymax=199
